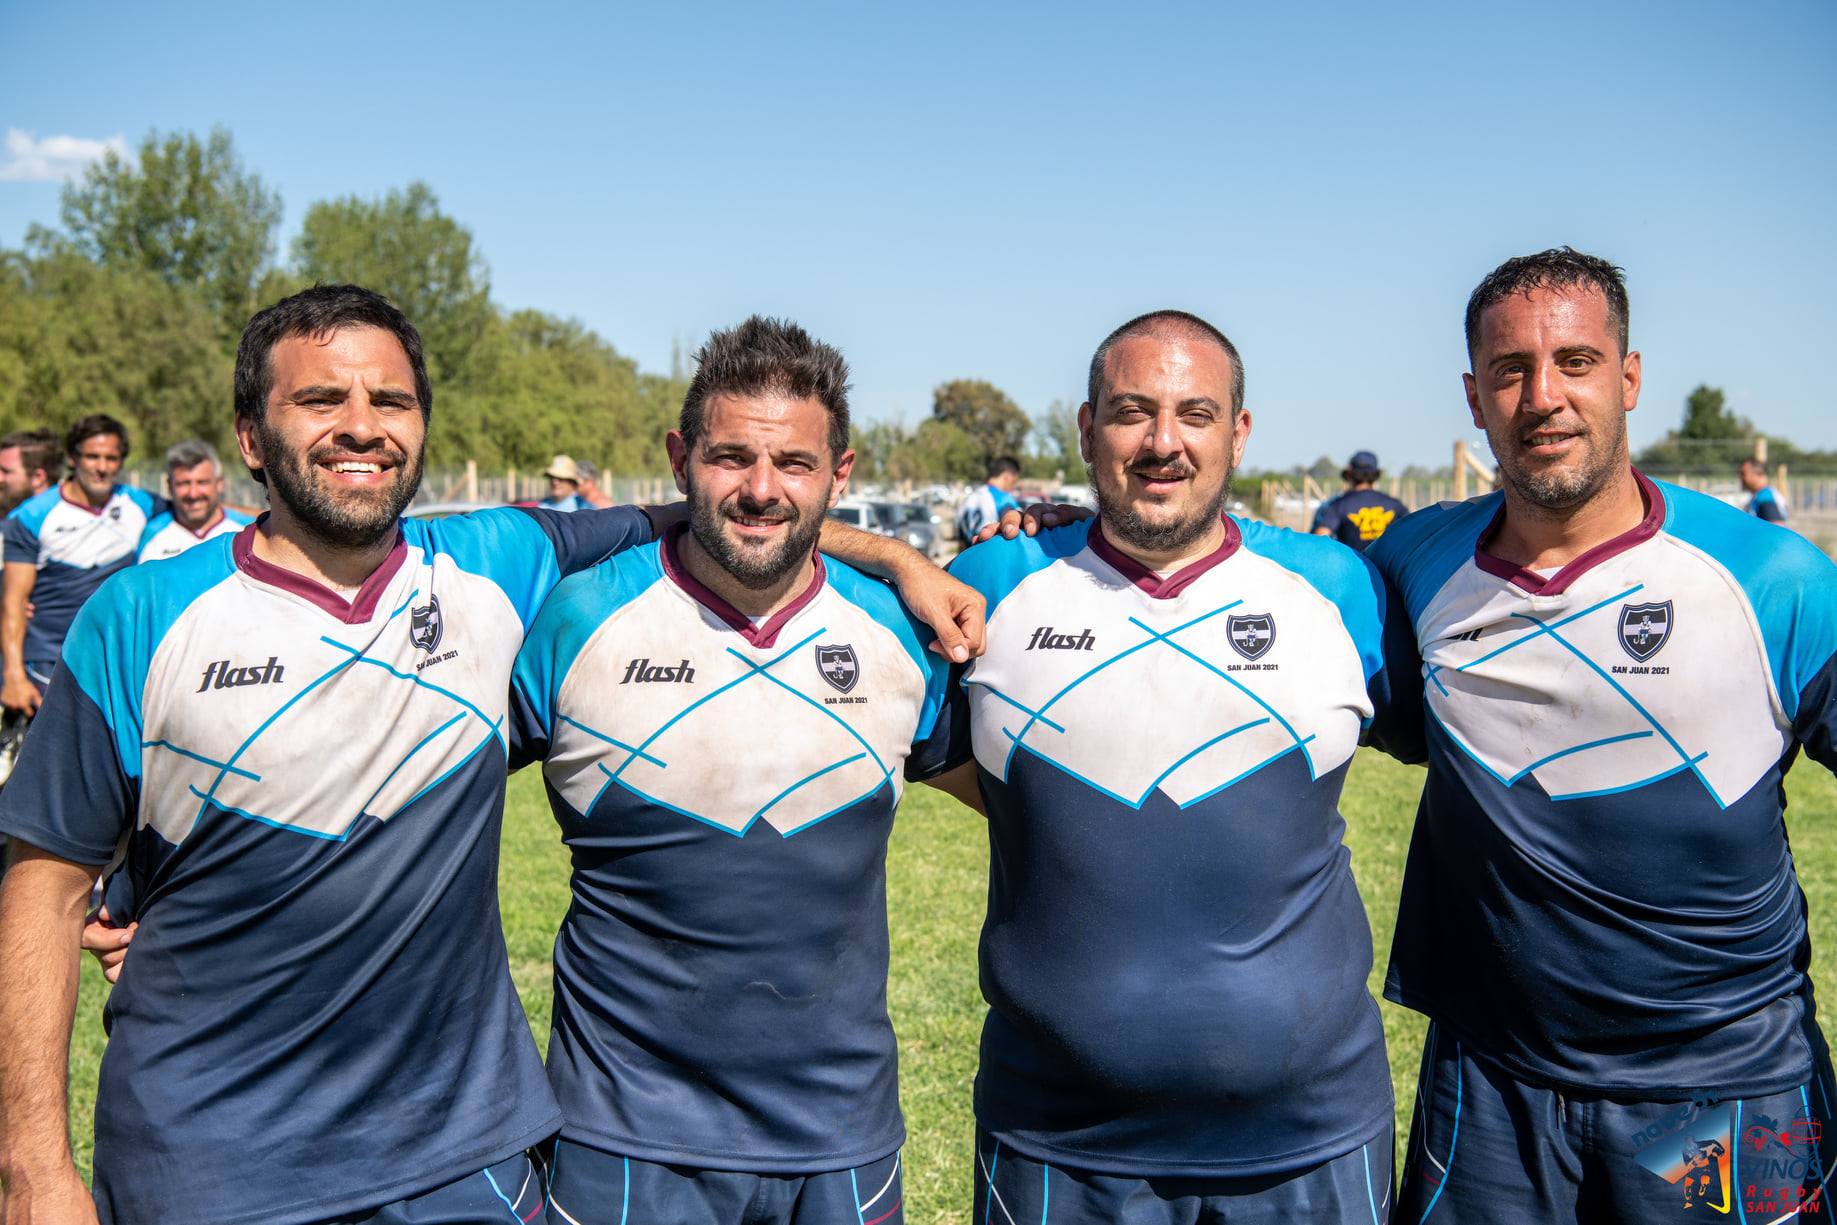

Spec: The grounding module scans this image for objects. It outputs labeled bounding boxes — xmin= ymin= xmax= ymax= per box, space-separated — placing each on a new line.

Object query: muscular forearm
xmin=0 ymin=845 xmax=98 ymax=1191
xmin=818 ymin=519 xmax=928 ymax=582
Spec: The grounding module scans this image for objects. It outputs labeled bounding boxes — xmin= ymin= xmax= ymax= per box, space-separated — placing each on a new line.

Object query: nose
xmin=1146 ymin=407 xmax=1183 ymax=457
xmin=1525 ymin=360 xmax=1565 ymax=416
xmin=739 ymin=456 xmax=780 ymax=506
xmin=336 ymin=394 xmax=387 ymax=445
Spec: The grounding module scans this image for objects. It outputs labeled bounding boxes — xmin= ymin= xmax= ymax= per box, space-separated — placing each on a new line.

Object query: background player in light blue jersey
xmin=136 ymin=439 xmax=256 ymax=561
xmin=954 ymin=455 xmax=1022 ymax=544
xmin=934 ymin=311 xmax=1420 ymax=1224
xmin=509 ymin=317 xmax=972 ymax=1225
xmin=2 ymin=414 xmax=165 ymax=716
xmin=1368 ymin=249 xmax=1837 ymax=1222
xmin=1741 ymin=457 xmax=1789 ymax=524
xmin=0 ymin=289 xmax=983 ymax=1225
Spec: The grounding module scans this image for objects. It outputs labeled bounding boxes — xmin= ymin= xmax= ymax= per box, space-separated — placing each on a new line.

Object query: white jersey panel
xmin=139 ymin=511 xmax=249 ymax=561
xmin=966 ymin=547 xmax=1372 ymax=807
xmin=138 ymin=544 xmax=523 ymax=845
xmin=545 ymin=578 xmax=929 ymax=836
xmin=33 ymin=491 xmax=150 ymax=569
xmin=1420 ymin=532 xmax=1786 ymax=808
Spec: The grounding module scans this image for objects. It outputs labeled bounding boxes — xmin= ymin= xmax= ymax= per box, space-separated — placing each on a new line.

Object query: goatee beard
xmin=257 ymin=422 xmax=422 ymax=551
xmin=1091 ymin=461 xmax=1231 ymax=555
xmin=689 ymin=489 xmax=826 ymax=590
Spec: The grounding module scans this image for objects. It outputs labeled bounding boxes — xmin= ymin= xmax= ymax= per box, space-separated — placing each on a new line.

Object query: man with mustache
xmin=1368 ymin=249 xmax=1837 ymax=1220
xmin=0 ymin=288 xmax=983 ymax=1225
xmin=136 ymin=439 xmax=255 ymax=560
xmin=931 ymin=310 xmax=1419 ymax=1222
xmin=508 ymin=316 xmax=969 ymax=1225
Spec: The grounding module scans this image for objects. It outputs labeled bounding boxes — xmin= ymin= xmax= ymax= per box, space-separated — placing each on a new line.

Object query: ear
xmin=1077 ymin=401 xmax=1095 ymax=464
xmin=1621 ymin=350 xmax=1642 ymax=414
xmin=1230 ymin=408 xmax=1252 ymax=469
xmin=1463 ymin=373 xmax=1484 ymax=431
xmin=665 ymin=431 xmax=691 ymax=496
xmin=828 ymin=448 xmax=856 ymax=509
xmin=235 ymin=415 xmax=265 ymax=480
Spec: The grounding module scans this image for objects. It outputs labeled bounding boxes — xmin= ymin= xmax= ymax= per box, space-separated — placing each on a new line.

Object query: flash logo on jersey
xmin=196 ymin=657 xmax=285 ymax=691
xmin=1618 ymin=601 xmax=1673 ymax=662
xmin=409 ymin=596 xmax=444 ymax=653
xmin=621 ymin=658 xmax=696 ymax=684
xmin=816 ymin=644 xmax=859 ymax=693
xmin=1227 ymin=613 xmax=1276 ymax=661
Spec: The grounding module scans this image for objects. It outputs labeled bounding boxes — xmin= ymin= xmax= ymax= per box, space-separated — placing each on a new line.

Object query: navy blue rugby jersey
xmin=1368 ymin=469 xmax=1837 ymax=1098
xmin=3 ymin=483 xmax=165 ymax=662
xmin=508 ymin=525 xmax=956 ymax=1173
xmin=1311 ymin=488 xmax=1410 ymax=553
xmin=937 ymin=515 xmax=1419 ymax=1178
xmin=0 ymin=506 xmax=652 ymax=1225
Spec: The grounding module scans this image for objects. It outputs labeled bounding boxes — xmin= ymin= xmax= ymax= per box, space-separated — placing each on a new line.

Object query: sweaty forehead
xmin=700 ymin=391 xmax=833 ymax=454
xmin=1477 ymin=286 xmax=1614 ymax=353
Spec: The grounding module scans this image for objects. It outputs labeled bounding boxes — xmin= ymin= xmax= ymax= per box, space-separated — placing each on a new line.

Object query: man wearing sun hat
xmin=541 ymin=455 xmax=589 ymax=511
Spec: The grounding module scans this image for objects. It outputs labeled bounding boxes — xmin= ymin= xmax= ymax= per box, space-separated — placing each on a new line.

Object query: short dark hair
xmin=1 ymin=430 xmax=62 ymax=483
xmin=1087 ymin=309 xmax=1244 ymax=416
xmin=235 ymin=285 xmax=433 ymax=425
xmin=66 ymin=415 xmax=130 ymax=462
xmin=987 ymin=455 xmax=1021 ymax=480
xmin=1465 ymin=247 xmax=1629 ymax=361
xmin=680 ymin=316 xmax=851 ymax=461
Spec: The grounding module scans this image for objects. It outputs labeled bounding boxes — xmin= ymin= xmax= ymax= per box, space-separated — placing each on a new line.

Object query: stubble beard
xmin=257 ymin=421 xmax=423 ymax=551
xmin=689 ymin=483 xmax=828 ymax=591
xmin=1490 ymin=411 xmax=1629 ymax=514
xmin=1091 ymin=459 xmax=1232 ymax=556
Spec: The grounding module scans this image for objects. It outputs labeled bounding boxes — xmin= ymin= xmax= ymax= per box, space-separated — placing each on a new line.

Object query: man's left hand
xmin=892 ymin=563 xmax=986 ymax=663
xmin=971 ymin=502 xmax=1095 ymax=545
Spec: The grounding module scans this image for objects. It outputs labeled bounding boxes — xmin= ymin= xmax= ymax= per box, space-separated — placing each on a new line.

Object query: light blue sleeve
xmin=945 ymin=519 xmax=1094 ymax=620
xmin=824 ymin=560 xmax=955 ymax=742
xmin=1363 ymin=494 xmax=1499 ymax=630
xmin=137 ymin=511 xmax=175 ymax=558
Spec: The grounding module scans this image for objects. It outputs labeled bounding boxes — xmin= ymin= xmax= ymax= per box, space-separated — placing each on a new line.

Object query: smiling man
xmin=931 ymin=310 xmax=1419 ymax=1223
xmin=137 ymin=440 xmax=255 ymax=561
xmin=0 ymin=289 xmax=983 ymax=1225
xmin=508 ymin=317 xmax=963 ymax=1225
xmin=1369 ymin=250 xmax=1837 ymax=1221
xmin=1 ymin=416 xmax=164 ymax=717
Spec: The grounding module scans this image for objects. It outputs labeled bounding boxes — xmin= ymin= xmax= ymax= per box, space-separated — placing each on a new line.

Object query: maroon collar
xmin=1474 ymin=468 xmax=1665 ymax=596
xmin=659 ymin=521 xmax=825 ymax=650
xmin=174 ymin=508 xmax=227 ymax=541
xmin=1089 ymin=514 xmax=1242 ymax=600
xmin=61 ymin=483 xmax=117 ymax=516
xmin=231 ymin=516 xmax=408 ymax=624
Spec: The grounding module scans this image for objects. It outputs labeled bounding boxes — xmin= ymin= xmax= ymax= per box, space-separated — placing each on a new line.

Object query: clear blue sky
xmin=4 ymin=0 xmax=1832 ymax=471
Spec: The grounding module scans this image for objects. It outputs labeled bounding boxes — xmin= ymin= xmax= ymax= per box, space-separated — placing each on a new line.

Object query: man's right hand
xmin=82 ymin=906 xmax=133 ymax=984
xmin=2 ymin=1167 xmax=100 ymax=1224
xmin=1 ymin=671 xmax=41 ymax=718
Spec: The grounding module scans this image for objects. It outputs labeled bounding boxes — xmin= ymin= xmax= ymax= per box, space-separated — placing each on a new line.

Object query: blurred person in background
xmin=137 ymin=440 xmax=256 ymax=561
xmin=0 ymin=430 xmax=62 ymax=516
xmin=1740 ymin=457 xmax=1788 ymax=523
xmin=1311 ymin=449 xmax=1409 ymax=553
xmin=954 ymin=455 xmax=1021 ymax=544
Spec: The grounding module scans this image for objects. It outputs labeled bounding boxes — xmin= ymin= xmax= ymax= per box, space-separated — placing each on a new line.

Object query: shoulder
xmin=1660 ymin=480 xmax=1834 ymax=591
xmin=223 ymin=507 xmax=256 ymax=527
xmin=138 ymin=511 xmax=176 ymax=547
xmin=7 ymin=487 xmax=62 ymax=535
xmin=1365 ymin=494 xmax=1496 ymax=598
xmin=536 ymin=540 xmax=667 ymax=624
xmin=1237 ymin=518 xmax=1384 ymax=609
xmin=947 ymin=519 xmax=1094 ymax=606
xmin=120 ymin=486 xmax=163 ymax=516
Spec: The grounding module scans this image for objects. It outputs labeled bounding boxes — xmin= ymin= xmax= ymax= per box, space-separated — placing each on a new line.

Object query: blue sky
xmin=4 ymin=1 xmax=1832 ymax=471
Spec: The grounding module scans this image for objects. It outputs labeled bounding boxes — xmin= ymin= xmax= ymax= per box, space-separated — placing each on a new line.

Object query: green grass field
xmin=62 ymin=750 xmax=1837 ymax=1221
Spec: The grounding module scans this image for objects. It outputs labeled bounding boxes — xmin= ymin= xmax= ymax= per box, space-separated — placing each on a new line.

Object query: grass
xmin=61 ymin=751 xmax=1837 ymax=1221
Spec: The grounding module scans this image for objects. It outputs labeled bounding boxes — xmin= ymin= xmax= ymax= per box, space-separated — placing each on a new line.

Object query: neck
xmin=1489 ymin=465 xmax=1645 ymax=571
xmin=63 ymin=477 xmax=110 ymax=509
xmin=252 ymin=499 xmax=397 ymax=594
xmin=1104 ymin=513 xmax=1229 ymax=572
xmin=678 ymin=528 xmax=818 ymax=618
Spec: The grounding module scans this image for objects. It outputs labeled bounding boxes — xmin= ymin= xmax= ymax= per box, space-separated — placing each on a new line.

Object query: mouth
xmin=1128 ymin=465 xmax=1194 ymax=494
xmin=316 ymin=456 xmax=395 ymax=486
xmin=1519 ymin=426 xmax=1584 ymax=458
xmin=724 ymin=507 xmax=794 ymax=536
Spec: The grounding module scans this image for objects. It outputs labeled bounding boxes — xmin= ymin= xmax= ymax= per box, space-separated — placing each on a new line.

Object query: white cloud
xmin=0 ymin=128 xmax=130 ymax=183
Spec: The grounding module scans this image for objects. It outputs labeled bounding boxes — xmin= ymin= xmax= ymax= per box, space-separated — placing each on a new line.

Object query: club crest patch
xmin=1618 ymin=601 xmax=1672 ymax=663
xmin=409 ymin=595 xmax=444 ymax=653
xmin=1227 ymin=614 xmax=1276 ymax=661
xmin=816 ymin=643 xmax=859 ymax=693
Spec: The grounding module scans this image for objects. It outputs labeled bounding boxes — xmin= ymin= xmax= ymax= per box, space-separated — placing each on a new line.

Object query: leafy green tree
xmin=292 ymin=183 xmax=493 ymax=386
xmin=1033 ymin=398 xmax=1082 ymax=476
xmin=932 ymin=379 xmax=1030 ymax=467
xmin=1679 ymin=384 xmax=1747 ymax=440
xmin=57 ymin=127 xmax=281 ymax=333
xmin=0 ymin=244 xmax=233 ymax=454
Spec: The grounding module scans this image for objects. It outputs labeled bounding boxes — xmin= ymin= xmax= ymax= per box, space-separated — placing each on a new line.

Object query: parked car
xmin=825 ymin=500 xmax=949 ymax=561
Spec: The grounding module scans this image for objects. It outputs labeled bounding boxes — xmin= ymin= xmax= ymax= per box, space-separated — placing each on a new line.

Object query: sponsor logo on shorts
xmin=1632 ymin=1097 xmax=1825 ymax=1217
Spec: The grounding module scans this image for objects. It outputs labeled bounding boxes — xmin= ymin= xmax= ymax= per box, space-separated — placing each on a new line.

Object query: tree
xmin=1033 ymin=398 xmax=1083 ymax=477
xmin=58 ymin=127 xmax=282 ymax=333
xmin=931 ymin=379 xmax=1030 ymax=467
xmin=1678 ymin=384 xmax=1747 ymax=441
xmin=291 ymin=183 xmax=493 ymax=386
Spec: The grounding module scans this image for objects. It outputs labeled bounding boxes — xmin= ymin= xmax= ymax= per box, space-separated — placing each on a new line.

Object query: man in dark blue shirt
xmin=1311 ymin=449 xmax=1410 ymax=552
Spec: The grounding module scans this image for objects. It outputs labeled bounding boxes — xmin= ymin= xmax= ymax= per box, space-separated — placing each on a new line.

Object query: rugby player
xmin=510 ymin=316 xmax=969 ymax=1225
xmin=136 ymin=439 xmax=255 ymax=560
xmin=0 ymin=429 xmax=61 ymax=516
xmin=2 ymin=415 xmax=165 ymax=716
xmin=1368 ymin=248 xmax=1837 ymax=1220
xmin=933 ymin=310 xmax=1419 ymax=1222
xmin=954 ymin=455 xmax=1022 ymax=544
xmin=1741 ymin=457 xmax=1789 ymax=524
xmin=0 ymin=287 xmax=983 ymax=1225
